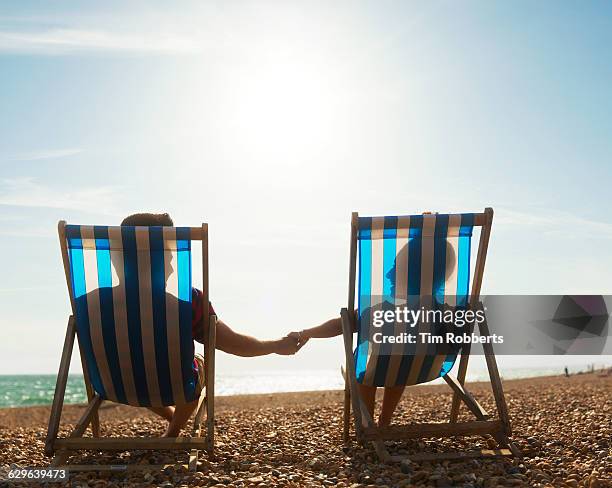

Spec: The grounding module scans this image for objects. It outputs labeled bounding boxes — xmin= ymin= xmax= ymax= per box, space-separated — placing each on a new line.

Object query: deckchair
xmin=45 ymin=222 xmax=216 ymax=472
xmin=341 ymin=208 xmax=520 ymax=462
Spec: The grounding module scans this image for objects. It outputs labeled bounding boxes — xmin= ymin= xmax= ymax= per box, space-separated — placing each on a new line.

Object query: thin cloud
xmin=0 ymin=28 xmax=200 ymax=55
xmin=0 ymin=177 xmax=122 ymax=215
xmin=496 ymin=207 xmax=612 ymax=240
xmin=6 ymin=147 xmax=82 ymax=162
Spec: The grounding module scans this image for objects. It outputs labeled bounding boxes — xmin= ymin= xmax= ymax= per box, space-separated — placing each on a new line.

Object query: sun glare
xmin=222 ymin=57 xmax=340 ymax=161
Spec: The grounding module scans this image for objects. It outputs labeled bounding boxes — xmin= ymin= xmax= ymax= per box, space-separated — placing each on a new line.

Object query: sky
xmin=0 ymin=1 xmax=611 ymax=376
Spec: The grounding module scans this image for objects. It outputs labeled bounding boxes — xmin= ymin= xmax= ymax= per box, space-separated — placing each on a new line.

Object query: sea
xmin=0 ymin=365 xmax=599 ymax=408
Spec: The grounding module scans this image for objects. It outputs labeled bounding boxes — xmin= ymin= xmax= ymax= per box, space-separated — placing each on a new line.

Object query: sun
xmin=221 ymin=57 xmax=340 ymax=162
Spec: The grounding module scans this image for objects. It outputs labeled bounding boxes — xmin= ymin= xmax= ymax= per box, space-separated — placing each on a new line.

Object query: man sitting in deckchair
xmin=121 ymin=213 xmax=301 ymax=437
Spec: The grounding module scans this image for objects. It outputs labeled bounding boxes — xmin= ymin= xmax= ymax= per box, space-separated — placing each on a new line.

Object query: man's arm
xmin=214 ymin=320 xmax=299 ymax=356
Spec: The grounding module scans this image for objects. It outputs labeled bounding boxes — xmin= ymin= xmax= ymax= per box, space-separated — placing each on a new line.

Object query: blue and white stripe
xmin=355 ymin=213 xmax=475 ymax=387
xmin=65 ymin=225 xmax=197 ymax=407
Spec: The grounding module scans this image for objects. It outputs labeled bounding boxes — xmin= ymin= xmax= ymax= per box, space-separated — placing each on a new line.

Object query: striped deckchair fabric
xmin=355 ymin=213 xmax=475 ymax=387
xmin=64 ymin=225 xmax=198 ymax=407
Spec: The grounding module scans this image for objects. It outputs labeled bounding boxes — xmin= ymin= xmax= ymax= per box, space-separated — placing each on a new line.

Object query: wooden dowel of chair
xmin=444 ymin=374 xmax=488 ymax=420
xmin=206 ymin=315 xmax=216 ymax=455
xmin=343 ymin=213 xmax=358 ymax=444
xmin=63 ymin=463 xmax=194 ymax=472
xmin=340 ymin=310 xmax=391 ymax=462
xmin=71 ymin=395 xmax=103 ymax=438
xmin=396 ymin=448 xmax=513 ymax=463
xmin=478 ymin=311 xmax=512 ymax=436
xmin=343 ymin=376 xmax=351 ymax=444
xmin=341 ymin=309 xmax=364 ymax=442
xmin=45 ymin=316 xmax=76 ymax=457
xmin=55 ymin=437 xmax=209 ymax=451
xmin=51 ymin=395 xmax=103 ymax=467
xmin=76 ymin=340 xmax=100 ymax=437
xmin=362 ymin=420 xmax=503 ymax=441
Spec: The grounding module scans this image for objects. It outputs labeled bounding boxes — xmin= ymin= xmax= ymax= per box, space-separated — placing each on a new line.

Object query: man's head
xmin=121 ymin=212 xmax=174 ymax=227
xmin=120 ymin=212 xmax=175 ymax=280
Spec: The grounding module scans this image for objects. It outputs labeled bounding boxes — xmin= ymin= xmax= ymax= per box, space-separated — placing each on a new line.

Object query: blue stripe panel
xmin=456 ymin=213 xmax=474 ymax=308
xmin=149 ymin=227 xmax=174 ymax=406
xmin=355 ymin=217 xmax=372 ymax=383
xmin=432 ymin=214 xmax=449 ymax=304
xmin=94 ymin=226 xmax=127 ymax=404
xmin=121 ymin=226 xmax=150 ymax=406
xmin=176 ymin=228 xmax=196 ymax=402
xmin=395 ymin=216 xmax=423 ymax=385
xmin=67 ymin=228 xmax=106 ymax=399
xmin=372 ymin=217 xmax=398 ymax=387
xmin=406 ymin=215 xmax=423 ymax=299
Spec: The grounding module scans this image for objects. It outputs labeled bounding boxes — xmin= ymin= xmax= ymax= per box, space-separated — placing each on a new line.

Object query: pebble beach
xmin=0 ymin=373 xmax=610 ymax=488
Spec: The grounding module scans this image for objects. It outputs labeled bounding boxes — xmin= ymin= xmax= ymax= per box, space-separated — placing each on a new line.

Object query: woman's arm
xmin=291 ymin=311 xmax=359 ymax=344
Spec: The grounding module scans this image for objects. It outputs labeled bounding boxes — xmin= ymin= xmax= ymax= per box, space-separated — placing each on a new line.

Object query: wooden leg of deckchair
xmin=45 ymin=316 xmax=76 ymax=457
xmin=357 ymin=396 xmax=391 ymax=463
xmin=444 ymin=374 xmax=489 ymax=420
xmin=341 ymin=309 xmax=364 ymax=442
xmin=341 ymin=309 xmax=392 ymax=463
xmin=343 ymin=373 xmax=351 ymax=444
xmin=189 ymin=387 xmax=208 ymax=471
xmin=479 ymin=311 xmax=512 ymax=436
xmin=76 ymin=337 xmax=100 ymax=437
xmin=494 ymin=434 xmax=523 ymax=458
xmin=450 ymin=343 xmax=471 ymax=422
xmin=205 ymin=315 xmax=216 ymax=457
xmin=51 ymin=394 xmax=103 ymax=467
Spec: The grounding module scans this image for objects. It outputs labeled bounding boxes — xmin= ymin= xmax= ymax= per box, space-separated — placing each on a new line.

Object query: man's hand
xmin=274 ymin=335 xmax=302 ymax=355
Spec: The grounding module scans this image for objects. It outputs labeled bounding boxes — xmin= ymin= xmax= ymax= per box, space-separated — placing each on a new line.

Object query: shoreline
xmin=0 ymin=370 xmax=607 ymax=413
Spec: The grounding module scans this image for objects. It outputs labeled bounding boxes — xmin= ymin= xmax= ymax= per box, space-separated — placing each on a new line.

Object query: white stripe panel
xmin=107 ymin=227 xmax=139 ymax=406
xmin=444 ymin=214 xmax=462 ymax=308
xmin=80 ymin=226 xmax=117 ymax=401
xmin=135 ymin=229 xmax=162 ymax=406
xmin=163 ymin=227 xmax=186 ymax=405
xmin=406 ymin=214 xmax=437 ymax=385
xmin=363 ymin=217 xmax=385 ymax=386
xmin=419 ymin=215 xmax=436 ymax=307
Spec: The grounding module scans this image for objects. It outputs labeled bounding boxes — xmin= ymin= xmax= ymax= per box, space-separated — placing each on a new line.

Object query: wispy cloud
xmin=0 ymin=177 xmax=122 ymax=214
xmin=496 ymin=207 xmax=612 ymax=240
xmin=0 ymin=27 xmax=199 ymax=55
xmin=6 ymin=147 xmax=82 ymax=162
xmin=0 ymin=285 xmax=56 ymax=293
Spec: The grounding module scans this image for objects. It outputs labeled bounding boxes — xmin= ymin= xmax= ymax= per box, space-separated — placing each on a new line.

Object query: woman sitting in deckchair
xmin=289 ymin=239 xmax=456 ymax=428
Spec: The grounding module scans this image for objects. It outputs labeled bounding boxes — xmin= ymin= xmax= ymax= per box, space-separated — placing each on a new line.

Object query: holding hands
xmin=275 ymin=331 xmax=309 ymax=355
xmin=274 ymin=314 xmax=345 ymax=355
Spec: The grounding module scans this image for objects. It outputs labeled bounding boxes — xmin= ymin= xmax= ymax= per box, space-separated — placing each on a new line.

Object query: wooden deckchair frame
xmin=341 ymin=208 xmax=521 ymax=462
xmin=45 ymin=221 xmax=216 ymax=472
